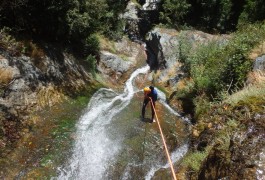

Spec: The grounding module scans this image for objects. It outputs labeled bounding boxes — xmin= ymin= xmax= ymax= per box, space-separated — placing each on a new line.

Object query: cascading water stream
xmin=57 ymin=65 xmax=189 ymax=179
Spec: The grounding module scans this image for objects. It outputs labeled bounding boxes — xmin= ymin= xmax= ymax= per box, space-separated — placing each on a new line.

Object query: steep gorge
xmin=0 ymin=0 xmax=264 ymax=179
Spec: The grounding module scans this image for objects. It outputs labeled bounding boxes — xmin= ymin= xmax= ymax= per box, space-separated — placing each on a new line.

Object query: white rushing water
xmin=145 ymin=144 xmax=189 ymax=180
xmin=58 ymin=65 xmax=150 ymax=179
xmin=57 ymin=65 xmax=189 ymax=179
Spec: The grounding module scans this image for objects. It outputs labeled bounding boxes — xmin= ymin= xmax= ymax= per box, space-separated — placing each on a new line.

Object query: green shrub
xmin=193 ymin=96 xmax=211 ymax=119
xmin=179 ymin=23 xmax=265 ymax=99
xmin=0 ymin=0 xmax=127 ymax=56
xmin=182 ymin=150 xmax=208 ymax=172
xmin=238 ymin=0 xmax=265 ymax=24
xmin=85 ymin=55 xmax=97 ymax=76
xmin=159 ymin=0 xmax=264 ymax=33
xmin=83 ymin=34 xmax=100 ymax=57
xmin=160 ymin=0 xmax=191 ymax=28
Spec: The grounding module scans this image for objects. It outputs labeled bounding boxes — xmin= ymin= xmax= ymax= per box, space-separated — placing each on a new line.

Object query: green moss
xmin=235 ymin=96 xmax=265 ymax=113
xmin=40 ymin=154 xmax=54 ymax=167
xmin=182 ymin=150 xmax=208 ymax=172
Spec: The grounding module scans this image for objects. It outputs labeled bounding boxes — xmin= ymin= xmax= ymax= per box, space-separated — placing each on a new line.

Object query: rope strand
xmin=149 ymin=97 xmax=177 ymax=180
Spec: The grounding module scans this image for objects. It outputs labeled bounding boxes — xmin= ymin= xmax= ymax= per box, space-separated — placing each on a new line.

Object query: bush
xmin=160 ymin=0 xmax=191 ymax=28
xmin=182 ymin=150 xmax=208 ymax=172
xmin=179 ymin=23 xmax=265 ymax=99
xmin=158 ymin=0 xmax=265 ymax=33
xmin=85 ymin=55 xmax=97 ymax=76
xmin=73 ymin=34 xmax=100 ymax=58
xmin=0 ymin=0 xmax=127 ymax=56
xmin=238 ymin=0 xmax=265 ymax=24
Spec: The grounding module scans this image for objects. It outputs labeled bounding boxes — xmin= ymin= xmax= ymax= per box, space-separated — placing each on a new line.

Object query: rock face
xmin=197 ymin=112 xmax=265 ymax=180
xmin=123 ymin=1 xmax=160 ymax=42
xmin=0 ymin=48 xmax=92 ymax=151
xmin=145 ymin=31 xmax=167 ymax=70
xmin=123 ymin=2 xmax=141 ymax=41
xmin=145 ymin=28 xmax=229 ymax=85
xmin=100 ymin=51 xmax=132 ymax=73
xmin=98 ymin=37 xmax=146 ymax=84
xmin=254 ymin=55 xmax=265 ymax=71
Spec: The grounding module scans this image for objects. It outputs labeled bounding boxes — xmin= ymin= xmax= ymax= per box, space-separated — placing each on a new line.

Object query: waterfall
xmin=57 ymin=65 xmax=189 ymax=179
xmin=57 ymin=66 xmax=150 ymax=179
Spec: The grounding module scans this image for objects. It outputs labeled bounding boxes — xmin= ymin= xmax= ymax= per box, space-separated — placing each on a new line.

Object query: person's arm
xmin=144 ymin=92 xmax=149 ymax=99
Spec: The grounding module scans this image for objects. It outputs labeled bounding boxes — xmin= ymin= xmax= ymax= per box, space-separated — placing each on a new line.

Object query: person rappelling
xmin=142 ymin=86 xmax=158 ymax=123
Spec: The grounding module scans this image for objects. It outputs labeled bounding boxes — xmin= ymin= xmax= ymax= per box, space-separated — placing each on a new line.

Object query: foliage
xmin=159 ymin=0 xmax=191 ymax=28
xmin=0 ymin=0 xmax=127 ymax=56
xmin=225 ymin=84 xmax=265 ymax=106
xmin=196 ymin=0 xmax=233 ymax=32
xmin=182 ymin=150 xmax=208 ymax=172
xmin=193 ymin=95 xmax=211 ymax=120
xmin=85 ymin=55 xmax=97 ymax=76
xmin=0 ymin=0 xmax=128 ymax=74
xmin=159 ymin=0 xmax=265 ymax=33
xmin=238 ymin=0 xmax=265 ymax=24
xmin=103 ymin=0 xmax=128 ymax=40
xmin=179 ymin=23 xmax=265 ymax=98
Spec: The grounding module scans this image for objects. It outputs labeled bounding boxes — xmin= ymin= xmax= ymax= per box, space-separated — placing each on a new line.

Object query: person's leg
xmin=141 ymin=98 xmax=149 ymax=118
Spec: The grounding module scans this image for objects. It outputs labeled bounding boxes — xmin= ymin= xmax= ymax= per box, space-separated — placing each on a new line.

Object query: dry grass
xmin=0 ymin=67 xmax=14 ymax=85
xmin=98 ymin=35 xmax=116 ymax=53
xmin=247 ymin=71 xmax=265 ymax=84
xmin=249 ymin=41 xmax=265 ymax=60
xmin=177 ymin=79 xmax=189 ymax=90
xmin=156 ymin=27 xmax=179 ymax=36
xmin=37 ymin=84 xmax=67 ymax=108
xmin=225 ymin=83 xmax=265 ymax=105
xmin=31 ymin=45 xmax=45 ymax=60
xmin=227 ymin=69 xmax=265 ymax=105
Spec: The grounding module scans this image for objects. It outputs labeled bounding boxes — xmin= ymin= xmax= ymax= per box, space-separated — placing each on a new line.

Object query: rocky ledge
xmin=0 ymin=48 xmax=93 ymax=154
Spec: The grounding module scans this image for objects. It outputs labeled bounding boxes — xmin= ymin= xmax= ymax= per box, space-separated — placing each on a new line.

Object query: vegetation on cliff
xmin=1 ymin=0 xmax=265 ymax=179
xmin=170 ymin=22 xmax=265 ymax=178
xmin=178 ymin=23 xmax=265 ymax=99
xmin=0 ymin=0 xmax=128 ymax=69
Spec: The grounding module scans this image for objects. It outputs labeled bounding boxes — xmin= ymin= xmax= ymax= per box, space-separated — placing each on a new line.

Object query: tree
xmin=239 ymin=0 xmax=265 ymax=24
xmin=160 ymin=0 xmax=191 ymax=27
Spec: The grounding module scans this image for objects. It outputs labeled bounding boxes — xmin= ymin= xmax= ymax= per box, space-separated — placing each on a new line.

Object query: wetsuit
xmin=142 ymin=87 xmax=158 ymax=121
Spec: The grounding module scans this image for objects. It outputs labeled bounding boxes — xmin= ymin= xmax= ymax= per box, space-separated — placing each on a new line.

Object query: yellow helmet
xmin=144 ymin=87 xmax=151 ymax=93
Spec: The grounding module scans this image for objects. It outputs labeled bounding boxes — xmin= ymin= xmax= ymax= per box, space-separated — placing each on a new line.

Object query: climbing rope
xmin=135 ymin=73 xmax=149 ymax=99
xmin=149 ymin=97 xmax=177 ymax=180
